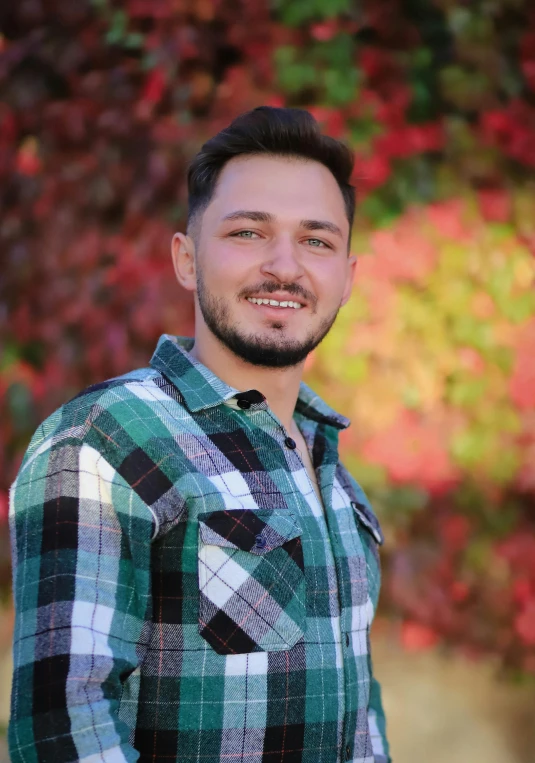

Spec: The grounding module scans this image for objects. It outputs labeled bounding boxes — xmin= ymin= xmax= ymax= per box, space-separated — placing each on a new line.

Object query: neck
xmin=190 ymin=322 xmax=305 ymax=433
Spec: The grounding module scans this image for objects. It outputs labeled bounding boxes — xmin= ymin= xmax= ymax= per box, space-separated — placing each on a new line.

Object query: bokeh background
xmin=1 ymin=1 xmax=535 ymax=760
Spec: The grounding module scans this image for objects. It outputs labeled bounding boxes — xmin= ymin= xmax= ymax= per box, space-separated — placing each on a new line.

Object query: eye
xmin=306 ymin=237 xmax=330 ymax=248
xmin=231 ymin=230 xmax=260 ymax=239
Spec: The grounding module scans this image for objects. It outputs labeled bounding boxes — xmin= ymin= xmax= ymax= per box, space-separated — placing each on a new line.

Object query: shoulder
xmin=17 ymin=366 xmax=186 ymax=474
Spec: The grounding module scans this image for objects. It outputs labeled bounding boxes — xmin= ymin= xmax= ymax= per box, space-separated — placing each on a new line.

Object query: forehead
xmin=206 ymin=154 xmax=349 ymax=231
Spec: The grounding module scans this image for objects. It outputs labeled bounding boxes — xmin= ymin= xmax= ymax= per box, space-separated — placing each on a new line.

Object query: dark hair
xmin=187 ymin=106 xmax=356 ymax=238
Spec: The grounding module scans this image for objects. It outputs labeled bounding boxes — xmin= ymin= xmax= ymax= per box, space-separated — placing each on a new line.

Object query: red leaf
xmin=515 ymin=601 xmax=535 ymax=645
xmin=450 ymin=581 xmax=470 ymax=603
xmin=16 ymin=137 xmax=41 ymax=176
xmin=310 ymin=20 xmax=338 ymax=42
xmin=401 ymin=621 xmax=439 ymax=651
xmin=362 ymin=411 xmax=459 ymax=494
xmin=141 ymin=68 xmax=166 ymax=105
xmin=477 ymin=189 xmax=512 ymax=222
xmin=353 ymin=153 xmax=391 ymax=192
xmin=0 ymin=492 xmax=8 ymax=525
xmin=509 ymin=320 xmax=535 ymax=410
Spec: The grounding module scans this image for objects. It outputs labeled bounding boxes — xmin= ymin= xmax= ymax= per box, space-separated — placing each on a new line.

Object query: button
xmin=284 ymin=437 xmax=296 ymax=449
xmin=345 ymin=632 xmax=350 ymax=647
xmin=255 ymin=534 xmax=266 ymax=549
xmin=237 ymin=399 xmax=251 ymax=410
xmin=345 ymin=745 xmax=352 ymax=761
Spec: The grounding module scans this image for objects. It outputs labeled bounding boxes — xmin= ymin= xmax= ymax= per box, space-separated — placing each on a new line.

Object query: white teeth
xmin=246 ymin=297 xmax=303 ymax=309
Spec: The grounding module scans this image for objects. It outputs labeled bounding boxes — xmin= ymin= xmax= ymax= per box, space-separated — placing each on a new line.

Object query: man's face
xmin=189 ymin=154 xmax=355 ymax=368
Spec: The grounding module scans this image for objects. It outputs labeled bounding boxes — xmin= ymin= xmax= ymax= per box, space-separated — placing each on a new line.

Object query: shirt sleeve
xmin=8 ymin=434 xmax=155 ymax=763
xmin=342 ymin=467 xmax=392 ymax=761
xmin=368 ymin=669 xmax=392 ymax=762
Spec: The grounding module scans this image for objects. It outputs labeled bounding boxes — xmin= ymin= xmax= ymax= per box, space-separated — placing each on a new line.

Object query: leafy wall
xmin=1 ymin=0 xmax=534 ymax=671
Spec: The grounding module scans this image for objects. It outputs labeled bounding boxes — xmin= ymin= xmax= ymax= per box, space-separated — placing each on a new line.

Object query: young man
xmin=9 ymin=107 xmax=390 ymax=763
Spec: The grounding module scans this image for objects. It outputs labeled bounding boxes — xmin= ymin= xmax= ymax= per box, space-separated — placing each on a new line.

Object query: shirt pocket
xmin=197 ymin=508 xmax=306 ymax=654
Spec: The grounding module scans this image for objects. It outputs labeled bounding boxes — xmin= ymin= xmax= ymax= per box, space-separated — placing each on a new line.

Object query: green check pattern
xmin=9 ymin=334 xmax=391 ymax=763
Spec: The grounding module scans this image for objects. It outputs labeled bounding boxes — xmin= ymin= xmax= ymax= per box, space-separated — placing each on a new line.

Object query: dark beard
xmin=196 ymin=272 xmax=340 ymax=368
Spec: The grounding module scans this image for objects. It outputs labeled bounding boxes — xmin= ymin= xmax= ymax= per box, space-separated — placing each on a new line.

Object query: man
xmin=9 ymin=106 xmax=390 ymax=763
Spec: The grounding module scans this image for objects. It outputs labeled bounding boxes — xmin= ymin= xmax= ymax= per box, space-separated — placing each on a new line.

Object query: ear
xmin=340 ymin=253 xmax=357 ymax=307
xmin=171 ymin=232 xmax=197 ymax=292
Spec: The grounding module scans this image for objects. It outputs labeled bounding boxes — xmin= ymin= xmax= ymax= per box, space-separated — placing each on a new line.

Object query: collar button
xmin=284 ymin=437 xmax=297 ymax=450
xmin=237 ymin=399 xmax=251 ymax=410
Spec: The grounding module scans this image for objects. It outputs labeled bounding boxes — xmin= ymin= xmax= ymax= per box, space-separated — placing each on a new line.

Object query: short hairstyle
xmin=186 ymin=106 xmax=356 ymax=240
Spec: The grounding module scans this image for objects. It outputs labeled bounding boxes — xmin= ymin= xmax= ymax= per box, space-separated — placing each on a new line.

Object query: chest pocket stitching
xmin=197 ymin=508 xmax=306 ymax=654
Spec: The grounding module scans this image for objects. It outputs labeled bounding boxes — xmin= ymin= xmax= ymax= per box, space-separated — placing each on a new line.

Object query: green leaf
xmin=448 ymin=377 xmax=488 ymax=407
xmin=124 ymin=32 xmax=144 ymax=49
xmin=7 ymin=383 xmax=35 ymax=435
xmin=105 ymin=10 xmax=128 ymax=45
xmin=489 ymin=449 xmax=519 ymax=484
xmin=322 ymin=67 xmax=359 ymax=105
xmin=451 ymin=429 xmax=488 ymax=468
xmin=501 ymin=292 xmax=535 ymax=323
xmin=273 ymin=0 xmax=351 ymax=25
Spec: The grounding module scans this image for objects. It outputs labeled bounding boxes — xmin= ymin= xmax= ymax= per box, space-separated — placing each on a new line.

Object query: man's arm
xmin=368 ymin=669 xmax=392 ymax=763
xmin=9 ymin=433 xmax=155 ymax=763
xmin=340 ymin=466 xmax=392 ymax=761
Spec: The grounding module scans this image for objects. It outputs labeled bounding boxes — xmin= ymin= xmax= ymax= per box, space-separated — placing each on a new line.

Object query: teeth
xmin=247 ymin=298 xmax=303 ymax=309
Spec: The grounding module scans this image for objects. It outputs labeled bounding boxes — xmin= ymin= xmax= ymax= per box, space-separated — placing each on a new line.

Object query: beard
xmin=196 ymin=271 xmax=340 ymax=369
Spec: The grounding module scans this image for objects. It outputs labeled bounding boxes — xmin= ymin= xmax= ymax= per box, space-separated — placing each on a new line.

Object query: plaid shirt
xmin=9 ymin=334 xmax=390 ymax=763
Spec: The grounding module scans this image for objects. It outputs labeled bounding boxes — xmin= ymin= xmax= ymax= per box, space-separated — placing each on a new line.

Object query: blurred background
xmin=1 ymin=0 xmax=535 ymax=760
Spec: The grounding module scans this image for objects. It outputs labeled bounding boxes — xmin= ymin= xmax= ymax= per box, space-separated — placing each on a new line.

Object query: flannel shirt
xmin=9 ymin=334 xmax=391 ymax=763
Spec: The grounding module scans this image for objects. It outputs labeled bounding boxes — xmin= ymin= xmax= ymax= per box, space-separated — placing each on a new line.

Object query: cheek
xmin=199 ymin=249 xmax=236 ymax=290
xmin=205 ymin=246 xmax=260 ymax=293
xmin=312 ymin=262 xmax=349 ymax=304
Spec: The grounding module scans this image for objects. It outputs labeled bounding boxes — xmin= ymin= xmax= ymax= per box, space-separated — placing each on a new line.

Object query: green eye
xmin=234 ymin=230 xmax=256 ymax=238
xmin=308 ymin=238 xmax=327 ymax=247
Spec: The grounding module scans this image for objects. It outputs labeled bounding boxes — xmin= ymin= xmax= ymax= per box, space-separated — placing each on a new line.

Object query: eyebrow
xmin=221 ymin=210 xmax=344 ymax=239
xmin=300 ymin=219 xmax=344 ymax=239
xmin=221 ymin=210 xmax=274 ymax=224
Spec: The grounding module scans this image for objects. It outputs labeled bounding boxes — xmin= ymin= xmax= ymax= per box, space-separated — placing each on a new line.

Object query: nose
xmin=259 ymin=235 xmax=305 ymax=284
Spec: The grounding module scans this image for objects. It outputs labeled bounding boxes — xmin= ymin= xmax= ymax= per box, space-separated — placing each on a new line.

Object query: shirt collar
xmin=149 ymin=334 xmax=350 ymax=430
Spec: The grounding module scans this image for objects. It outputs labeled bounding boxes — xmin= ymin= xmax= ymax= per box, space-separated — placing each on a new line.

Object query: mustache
xmin=238 ymin=281 xmax=317 ymax=307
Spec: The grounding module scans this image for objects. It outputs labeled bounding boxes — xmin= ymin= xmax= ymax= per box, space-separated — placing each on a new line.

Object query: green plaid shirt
xmin=9 ymin=334 xmax=390 ymax=763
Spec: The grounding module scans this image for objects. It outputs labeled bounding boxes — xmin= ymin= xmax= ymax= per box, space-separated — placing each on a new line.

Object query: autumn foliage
xmin=1 ymin=0 xmax=535 ymax=672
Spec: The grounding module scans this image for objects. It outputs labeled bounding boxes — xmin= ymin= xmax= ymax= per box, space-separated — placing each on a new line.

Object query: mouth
xmin=246 ymin=296 xmax=304 ymax=311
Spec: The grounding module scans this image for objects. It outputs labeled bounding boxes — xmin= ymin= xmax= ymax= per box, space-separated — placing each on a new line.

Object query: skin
xmin=171 ymin=154 xmax=356 ymax=445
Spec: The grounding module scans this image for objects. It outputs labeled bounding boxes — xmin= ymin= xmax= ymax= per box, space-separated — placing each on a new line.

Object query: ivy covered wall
xmin=1 ymin=0 xmax=534 ymax=673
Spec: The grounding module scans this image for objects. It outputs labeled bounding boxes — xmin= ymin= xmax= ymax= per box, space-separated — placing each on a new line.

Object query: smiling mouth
xmin=246 ymin=297 xmax=303 ymax=309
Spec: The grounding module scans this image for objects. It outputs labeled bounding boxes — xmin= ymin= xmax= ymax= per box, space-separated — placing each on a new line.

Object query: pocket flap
xmin=198 ymin=509 xmax=302 ymax=555
xmin=351 ymin=501 xmax=384 ymax=545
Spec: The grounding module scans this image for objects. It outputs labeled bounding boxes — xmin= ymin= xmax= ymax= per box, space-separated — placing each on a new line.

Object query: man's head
xmin=172 ymin=106 xmax=357 ymax=369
